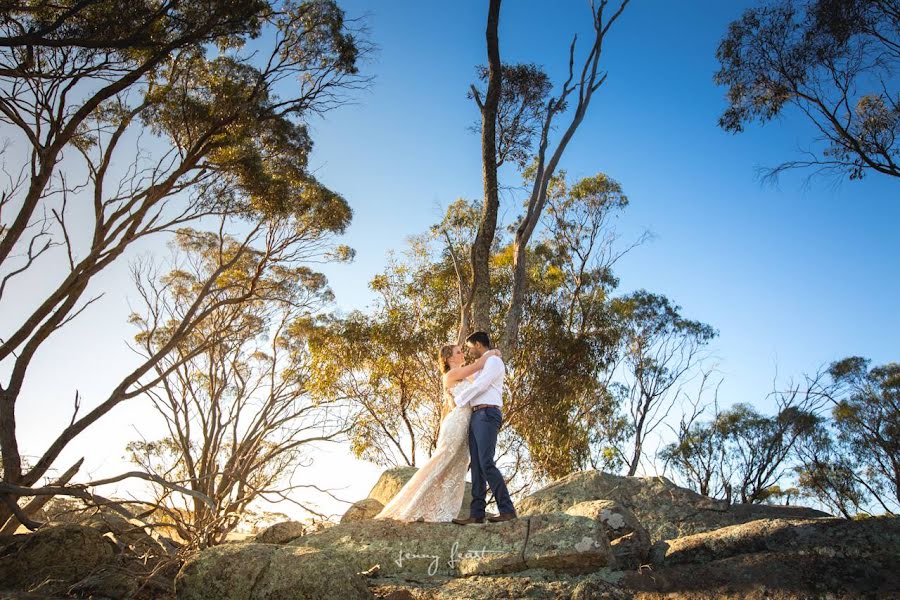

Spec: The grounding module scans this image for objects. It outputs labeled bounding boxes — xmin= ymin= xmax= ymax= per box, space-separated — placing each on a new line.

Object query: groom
xmin=451 ymin=331 xmax=517 ymax=525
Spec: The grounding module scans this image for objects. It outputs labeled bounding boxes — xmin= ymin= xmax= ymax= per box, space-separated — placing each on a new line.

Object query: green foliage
xmin=128 ymin=223 xmax=343 ymax=548
xmin=0 ymin=0 xmax=368 ymax=532
xmin=309 ymin=171 xmax=697 ymax=486
xmin=5 ymin=0 xmax=267 ymax=53
xmin=796 ymin=357 xmax=900 ymax=515
xmin=714 ymin=0 xmax=900 ymax=179
xmin=470 ymin=62 xmax=554 ymax=168
xmin=306 ymin=249 xmax=457 ymax=466
xmin=663 ymin=400 xmax=819 ymax=504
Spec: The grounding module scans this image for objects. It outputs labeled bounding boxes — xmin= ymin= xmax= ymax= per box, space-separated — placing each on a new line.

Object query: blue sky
xmin=309 ymin=0 xmax=899 ymax=414
xmin=6 ymin=0 xmax=897 ymax=519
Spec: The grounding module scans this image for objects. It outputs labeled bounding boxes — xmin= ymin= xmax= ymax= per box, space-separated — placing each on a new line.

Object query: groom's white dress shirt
xmin=453 ymin=355 xmax=505 ymax=408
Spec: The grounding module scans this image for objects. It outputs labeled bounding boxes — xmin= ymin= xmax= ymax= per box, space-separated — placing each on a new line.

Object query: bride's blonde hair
xmin=438 ymin=344 xmax=457 ymax=374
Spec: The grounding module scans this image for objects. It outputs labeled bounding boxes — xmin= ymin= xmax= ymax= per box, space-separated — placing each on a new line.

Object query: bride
xmin=374 ymin=343 xmax=501 ymax=522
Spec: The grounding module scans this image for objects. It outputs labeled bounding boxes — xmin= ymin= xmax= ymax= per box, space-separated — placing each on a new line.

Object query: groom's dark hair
xmin=466 ymin=331 xmax=491 ymax=348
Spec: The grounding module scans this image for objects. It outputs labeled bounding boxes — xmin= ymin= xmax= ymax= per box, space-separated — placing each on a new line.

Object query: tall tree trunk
xmin=627 ymin=437 xmax=642 ymax=477
xmin=467 ymin=0 xmax=502 ymax=334
xmin=502 ymin=0 xmax=629 ymax=353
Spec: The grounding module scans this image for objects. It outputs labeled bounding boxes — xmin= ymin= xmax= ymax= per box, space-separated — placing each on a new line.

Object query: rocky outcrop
xmin=8 ymin=469 xmax=898 ymax=600
xmin=368 ymin=467 xmax=421 ymax=505
xmin=369 ymin=571 xmax=632 ymax=599
xmin=652 ymin=516 xmax=900 ymax=566
xmin=518 ymin=470 xmax=830 ymax=542
xmin=253 ymin=520 xmax=307 ymax=544
xmin=347 ymin=466 xmax=474 ymax=522
xmin=564 ymin=500 xmax=650 ymax=570
xmin=0 ymin=523 xmax=115 ymax=593
xmin=0 ymin=516 xmax=178 ymax=599
xmin=176 ymin=513 xmax=615 ymax=598
xmin=623 ymin=516 xmax=900 ymax=599
xmin=289 ymin=512 xmax=613 ymax=576
xmin=342 ymin=498 xmax=385 ymax=523
xmin=176 ymin=543 xmax=372 ymax=600
xmin=79 ymin=510 xmax=176 ymax=556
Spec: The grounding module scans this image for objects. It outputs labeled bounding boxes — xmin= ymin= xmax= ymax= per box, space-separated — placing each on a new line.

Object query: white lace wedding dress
xmin=374 ymin=379 xmax=473 ymax=522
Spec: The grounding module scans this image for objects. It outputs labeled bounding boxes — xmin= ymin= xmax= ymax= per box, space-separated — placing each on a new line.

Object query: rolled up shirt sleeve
xmin=454 ymin=355 xmax=502 ymax=407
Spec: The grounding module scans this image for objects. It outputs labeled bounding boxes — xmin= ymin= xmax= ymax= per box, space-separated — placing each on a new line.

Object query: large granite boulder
xmin=654 ymin=516 xmax=900 ymax=566
xmin=78 ymin=511 xmax=176 ymax=557
xmin=564 ymin=500 xmax=650 ymax=570
xmin=254 ymin=520 xmax=307 ymax=544
xmin=0 ymin=519 xmax=181 ymax=599
xmin=368 ymin=467 xmax=421 ymax=505
xmin=0 ymin=523 xmax=116 ymax=594
xmin=518 ymin=470 xmax=830 ymax=542
xmin=342 ymin=498 xmax=385 ymax=523
xmin=289 ymin=513 xmax=613 ymax=577
xmin=623 ymin=517 xmax=900 ymax=599
xmin=349 ymin=467 xmax=474 ymax=522
xmin=176 ymin=543 xmax=372 ymax=600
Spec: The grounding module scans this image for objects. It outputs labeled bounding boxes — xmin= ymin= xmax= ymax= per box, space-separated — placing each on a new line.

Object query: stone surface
xmin=79 ymin=511 xmax=177 ymax=557
xmin=0 ymin=523 xmax=116 ymax=593
xmin=654 ymin=516 xmax=900 ymax=566
xmin=0 ymin=518 xmax=179 ymax=599
xmin=343 ymin=498 xmax=386 ymax=523
xmin=3 ymin=471 xmax=896 ymax=600
xmin=176 ymin=543 xmax=372 ymax=600
xmin=621 ymin=516 xmax=900 ymax=599
xmin=289 ymin=512 xmax=612 ymax=577
xmin=253 ymin=520 xmax=307 ymax=544
xmin=524 ymin=513 xmax=613 ymax=572
xmin=370 ymin=571 xmax=631 ymax=600
xmin=518 ymin=470 xmax=830 ymax=542
xmin=564 ymin=500 xmax=651 ymax=570
xmin=624 ymin=551 xmax=899 ymax=599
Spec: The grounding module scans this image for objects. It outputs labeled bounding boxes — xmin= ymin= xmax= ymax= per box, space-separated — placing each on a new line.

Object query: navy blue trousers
xmin=467 ymin=406 xmax=515 ymax=518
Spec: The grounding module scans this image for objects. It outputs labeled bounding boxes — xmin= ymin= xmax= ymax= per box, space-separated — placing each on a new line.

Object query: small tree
xmin=796 ymin=357 xmax=900 ymax=515
xmin=718 ymin=400 xmax=818 ymax=504
xmin=659 ymin=370 xmax=731 ymax=498
xmin=307 ymin=248 xmax=458 ymax=467
xmin=126 ymin=224 xmax=351 ymax=549
xmin=794 ymin=423 xmax=867 ymax=517
xmin=663 ymin=369 xmax=824 ymax=504
xmin=612 ymin=291 xmax=717 ymax=476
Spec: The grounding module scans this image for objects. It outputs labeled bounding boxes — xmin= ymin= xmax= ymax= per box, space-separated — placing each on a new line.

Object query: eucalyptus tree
xmin=462 ymin=0 xmax=631 ymax=349
xmin=611 ymin=291 xmax=717 ymax=476
xmin=716 ymin=0 xmax=900 ymax=181
xmin=124 ymin=225 xmax=352 ymax=549
xmin=0 ymin=0 xmax=367 ymax=531
xmin=795 ymin=357 xmax=900 ymax=515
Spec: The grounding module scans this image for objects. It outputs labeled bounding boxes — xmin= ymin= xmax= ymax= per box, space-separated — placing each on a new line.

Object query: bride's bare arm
xmin=444 ymin=349 xmax=501 ymax=386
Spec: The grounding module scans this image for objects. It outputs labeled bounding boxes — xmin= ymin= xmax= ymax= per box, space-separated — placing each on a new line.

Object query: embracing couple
xmin=374 ymin=331 xmax=517 ymax=524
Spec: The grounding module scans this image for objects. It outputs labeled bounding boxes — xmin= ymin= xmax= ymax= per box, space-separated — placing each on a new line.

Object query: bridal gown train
xmin=374 ymin=379 xmax=474 ymax=522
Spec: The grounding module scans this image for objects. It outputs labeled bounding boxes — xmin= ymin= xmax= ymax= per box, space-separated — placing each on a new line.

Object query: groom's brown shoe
xmin=451 ymin=517 xmax=484 ymax=525
xmin=486 ymin=512 xmax=517 ymax=523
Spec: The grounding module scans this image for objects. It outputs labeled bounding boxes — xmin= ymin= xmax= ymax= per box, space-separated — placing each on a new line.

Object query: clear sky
xmin=7 ymin=0 xmax=898 ymax=522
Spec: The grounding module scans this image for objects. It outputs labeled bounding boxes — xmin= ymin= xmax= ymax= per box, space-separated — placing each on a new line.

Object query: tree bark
xmin=502 ymin=0 xmax=629 ymax=353
xmin=0 ymin=459 xmax=82 ymax=534
xmin=467 ymin=0 xmax=503 ymax=334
